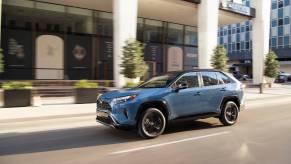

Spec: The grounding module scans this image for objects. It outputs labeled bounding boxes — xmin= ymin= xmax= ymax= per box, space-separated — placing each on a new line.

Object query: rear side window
xmin=175 ymin=73 xmax=199 ymax=88
xmin=217 ymin=72 xmax=232 ymax=84
xmin=201 ymin=72 xmax=218 ymax=86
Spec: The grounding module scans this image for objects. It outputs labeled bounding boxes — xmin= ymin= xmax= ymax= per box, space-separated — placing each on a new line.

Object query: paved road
xmin=1 ymin=89 xmax=291 ymax=164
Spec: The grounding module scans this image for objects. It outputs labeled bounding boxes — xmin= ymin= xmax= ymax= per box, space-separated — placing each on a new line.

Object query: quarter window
xmin=201 ymin=72 xmax=219 ymax=86
xmin=217 ymin=73 xmax=232 ymax=84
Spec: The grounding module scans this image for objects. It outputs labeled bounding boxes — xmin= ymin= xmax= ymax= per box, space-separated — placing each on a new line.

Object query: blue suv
xmin=96 ymin=70 xmax=245 ymax=138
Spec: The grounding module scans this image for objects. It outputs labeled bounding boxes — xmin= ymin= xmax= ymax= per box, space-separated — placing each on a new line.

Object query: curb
xmin=0 ymin=112 xmax=96 ymax=124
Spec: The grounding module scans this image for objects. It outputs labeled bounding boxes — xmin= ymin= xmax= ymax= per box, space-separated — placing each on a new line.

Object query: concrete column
xmin=198 ymin=0 xmax=219 ymax=69
xmin=251 ymin=0 xmax=271 ymax=84
xmin=113 ymin=0 xmax=138 ymax=88
xmin=0 ymin=0 xmax=2 ymax=46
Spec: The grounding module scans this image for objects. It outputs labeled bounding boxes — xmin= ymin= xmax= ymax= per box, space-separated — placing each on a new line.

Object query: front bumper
xmin=96 ymin=110 xmax=134 ymax=129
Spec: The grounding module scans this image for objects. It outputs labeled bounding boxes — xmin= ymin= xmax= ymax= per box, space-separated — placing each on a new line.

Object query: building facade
xmin=0 ymin=0 xmax=200 ymax=80
xmin=219 ymin=0 xmax=291 ymax=75
xmin=0 ymin=0 xmax=270 ymax=86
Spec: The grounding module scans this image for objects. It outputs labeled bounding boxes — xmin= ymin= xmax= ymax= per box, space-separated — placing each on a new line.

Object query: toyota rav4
xmin=96 ymin=70 xmax=245 ymax=139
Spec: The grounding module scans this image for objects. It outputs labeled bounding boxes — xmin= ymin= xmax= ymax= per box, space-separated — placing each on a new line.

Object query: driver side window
xmin=175 ymin=73 xmax=199 ymax=88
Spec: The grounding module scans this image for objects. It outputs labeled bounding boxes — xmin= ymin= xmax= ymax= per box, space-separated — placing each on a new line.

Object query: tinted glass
xmin=201 ymin=72 xmax=219 ymax=86
xmin=138 ymin=73 xmax=178 ymax=88
xmin=217 ymin=72 xmax=232 ymax=84
xmin=175 ymin=73 xmax=199 ymax=88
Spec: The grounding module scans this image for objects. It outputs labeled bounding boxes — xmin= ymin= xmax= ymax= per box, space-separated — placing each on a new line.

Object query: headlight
xmin=112 ymin=95 xmax=137 ymax=104
xmin=97 ymin=93 xmax=103 ymax=100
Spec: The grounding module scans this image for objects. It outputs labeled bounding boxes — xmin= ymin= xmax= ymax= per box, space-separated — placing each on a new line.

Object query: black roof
xmin=166 ymin=69 xmax=223 ymax=75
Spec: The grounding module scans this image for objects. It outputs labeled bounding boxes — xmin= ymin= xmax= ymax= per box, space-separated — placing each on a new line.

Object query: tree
xmin=0 ymin=49 xmax=4 ymax=73
xmin=264 ymin=51 xmax=279 ymax=78
xmin=120 ymin=39 xmax=148 ymax=79
xmin=211 ymin=45 xmax=229 ymax=72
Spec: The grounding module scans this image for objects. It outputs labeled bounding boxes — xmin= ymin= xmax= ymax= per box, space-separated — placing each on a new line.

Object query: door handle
xmin=194 ymin=92 xmax=201 ymax=96
xmin=220 ymin=88 xmax=226 ymax=92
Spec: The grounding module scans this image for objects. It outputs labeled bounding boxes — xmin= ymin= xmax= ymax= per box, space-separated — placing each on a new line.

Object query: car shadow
xmin=165 ymin=119 xmax=223 ymax=134
xmin=0 ymin=119 xmax=223 ymax=156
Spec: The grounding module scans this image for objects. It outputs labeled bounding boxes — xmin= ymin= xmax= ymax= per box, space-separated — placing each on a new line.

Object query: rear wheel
xmin=138 ymin=108 xmax=166 ymax=139
xmin=219 ymin=101 xmax=239 ymax=126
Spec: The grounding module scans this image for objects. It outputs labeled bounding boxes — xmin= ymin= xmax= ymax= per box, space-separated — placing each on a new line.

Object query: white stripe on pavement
xmin=111 ymin=131 xmax=230 ymax=155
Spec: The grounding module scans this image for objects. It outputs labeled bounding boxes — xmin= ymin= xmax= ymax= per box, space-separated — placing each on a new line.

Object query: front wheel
xmin=138 ymin=108 xmax=166 ymax=139
xmin=219 ymin=101 xmax=239 ymax=126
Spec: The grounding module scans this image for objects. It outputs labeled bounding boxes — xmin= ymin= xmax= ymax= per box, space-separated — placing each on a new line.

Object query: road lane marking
xmin=111 ymin=131 xmax=230 ymax=155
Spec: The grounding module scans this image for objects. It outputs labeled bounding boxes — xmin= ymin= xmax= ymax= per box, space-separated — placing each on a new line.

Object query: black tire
xmin=219 ymin=101 xmax=239 ymax=126
xmin=137 ymin=108 xmax=166 ymax=139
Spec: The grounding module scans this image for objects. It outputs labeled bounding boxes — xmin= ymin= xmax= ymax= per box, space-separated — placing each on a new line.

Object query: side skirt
xmin=169 ymin=112 xmax=220 ymax=123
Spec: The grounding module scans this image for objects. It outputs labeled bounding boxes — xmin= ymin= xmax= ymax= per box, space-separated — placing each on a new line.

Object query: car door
xmin=199 ymin=72 xmax=225 ymax=113
xmin=165 ymin=72 xmax=203 ymax=118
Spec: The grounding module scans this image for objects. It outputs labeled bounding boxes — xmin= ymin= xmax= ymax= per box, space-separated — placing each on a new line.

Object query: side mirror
xmin=175 ymin=82 xmax=188 ymax=92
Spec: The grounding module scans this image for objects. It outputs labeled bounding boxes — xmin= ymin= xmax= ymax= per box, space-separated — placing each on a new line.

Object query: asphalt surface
xmin=1 ymin=89 xmax=291 ymax=164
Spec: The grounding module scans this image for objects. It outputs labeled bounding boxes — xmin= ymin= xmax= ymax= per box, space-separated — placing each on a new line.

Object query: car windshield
xmin=138 ymin=74 xmax=178 ymax=88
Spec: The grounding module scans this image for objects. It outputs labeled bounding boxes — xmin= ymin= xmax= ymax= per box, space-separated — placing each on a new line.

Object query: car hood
xmin=100 ymin=88 xmax=166 ymax=100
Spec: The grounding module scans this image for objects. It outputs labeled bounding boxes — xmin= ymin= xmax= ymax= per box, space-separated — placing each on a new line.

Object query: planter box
xmin=4 ymin=89 xmax=32 ymax=108
xmin=75 ymin=88 xmax=98 ymax=104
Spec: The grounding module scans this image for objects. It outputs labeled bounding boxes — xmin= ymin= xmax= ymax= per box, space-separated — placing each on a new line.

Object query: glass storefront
xmin=1 ymin=0 xmax=198 ymax=80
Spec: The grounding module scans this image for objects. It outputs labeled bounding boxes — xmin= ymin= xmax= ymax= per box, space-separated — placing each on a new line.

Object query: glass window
xmin=201 ymin=72 xmax=219 ymax=86
xmin=175 ymin=73 xmax=199 ymax=88
xmin=217 ymin=72 xmax=232 ymax=84
xmin=278 ymin=36 xmax=284 ymax=45
xmin=96 ymin=12 xmax=113 ymax=36
xmin=278 ymin=26 xmax=284 ymax=36
xmin=3 ymin=3 xmax=34 ymax=30
xmin=236 ymin=34 xmax=240 ymax=42
xmin=241 ymin=41 xmax=245 ymax=50
xmin=232 ymin=28 xmax=236 ymax=34
xmin=232 ymin=43 xmax=236 ymax=51
xmin=144 ymin=19 xmax=164 ymax=43
xmin=272 ymin=20 xmax=277 ymax=27
xmin=236 ymin=43 xmax=240 ymax=51
xmin=66 ymin=7 xmax=93 ymax=34
xmin=245 ymin=32 xmax=250 ymax=41
xmin=272 ymin=37 xmax=277 ymax=47
xmin=285 ymin=0 xmax=290 ymax=6
xmin=245 ymin=42 xmax=250 ymax=49
xmin=284 ymin=17 xmax=290 ymax=24
xmin=167 ymin=23 xmax=183 ymax=44
xmin=278 ymin=8 xmax=284 ymax=18
xmin=236 ymin=28 xmax=240 ymax=33
xmin=228 ymin=43 xmax=232 ymax=52
xmin=241 ymin=26 xmax=245 ymax=32
xmin=246 ymin=25 xmax=250 ymax=32
xmin=272 ymin=1 xmax=278 ymax=9
xmin=284 ymin=36 xmax=289 ymax=45
xmin=184 ymin=26 xmax=198 ymax=46
xmin=278 ymin=18 xmax=284 ymax=26
xmin=137 ymin=18 xmax=144 ymax=41
xmin=184 ymin=47 xmax=198 ymax=68
xmin=139 ymin=73 xmax=178 ymax=88
xmin=279 ymin=0 xmax=284 ymax=8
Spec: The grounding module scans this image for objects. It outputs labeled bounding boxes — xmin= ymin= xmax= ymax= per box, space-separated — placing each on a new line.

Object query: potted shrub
xmin=264 ymin=51 xmax=280 ymax=87
xmin=211 ymin=45 xmax=229 ymax=72
xmin=2 ymin=81 xmax=33 ymax=108
xmin=120 ymin=39 xmax=148 ymax=87
xmin=74 ymin=80 xmax=98 ymax=104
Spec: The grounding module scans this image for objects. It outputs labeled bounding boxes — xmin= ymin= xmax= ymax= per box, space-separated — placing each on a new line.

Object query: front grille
xmin=97 ymin=99 xmax=112 ymax=111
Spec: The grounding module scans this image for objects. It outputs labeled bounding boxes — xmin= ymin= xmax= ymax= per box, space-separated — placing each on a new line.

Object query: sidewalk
xmin=1 ymin=85 xmax=291 ymax=123
xmin=0 ymin=102 xmax=96 ymax=123
xmin=245 ymin=84 xmax=291 ymax=101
